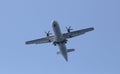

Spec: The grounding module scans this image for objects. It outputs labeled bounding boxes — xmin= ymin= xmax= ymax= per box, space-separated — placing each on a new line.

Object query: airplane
xmin=25 ymin=20 xmax=94 ymax=61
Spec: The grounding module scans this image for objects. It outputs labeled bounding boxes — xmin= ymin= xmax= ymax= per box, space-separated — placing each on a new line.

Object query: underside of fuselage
xmin=52 ymin=20 xmax=68 ymax=61
xmin=57 ymin=43 xmax=68 ymax=61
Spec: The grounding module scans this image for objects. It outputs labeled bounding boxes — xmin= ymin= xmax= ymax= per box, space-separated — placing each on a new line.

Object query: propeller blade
xmin=45 ymin=31 xmax=52 ymax=37
xmin=66 ymin=26 xmax=73 ymax=32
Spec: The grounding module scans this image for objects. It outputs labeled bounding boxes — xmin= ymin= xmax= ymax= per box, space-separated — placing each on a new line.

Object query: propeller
xmin=66 ymin=26 xmax=73 ymax=33
xmin=45 ymin=31 xmax=52 ymax=37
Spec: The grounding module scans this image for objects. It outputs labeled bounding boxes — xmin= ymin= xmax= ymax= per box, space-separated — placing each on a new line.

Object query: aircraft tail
xmin=57 ymin=49 xmax=75 ymax=54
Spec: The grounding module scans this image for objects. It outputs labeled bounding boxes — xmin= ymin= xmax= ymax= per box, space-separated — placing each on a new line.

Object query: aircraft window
xmin=53 ymin=24 xmax=56 ymax=27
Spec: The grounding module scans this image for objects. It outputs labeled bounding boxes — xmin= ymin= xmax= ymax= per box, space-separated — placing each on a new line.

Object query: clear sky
xmin=0 ymin=0 xmax=120 ymax=74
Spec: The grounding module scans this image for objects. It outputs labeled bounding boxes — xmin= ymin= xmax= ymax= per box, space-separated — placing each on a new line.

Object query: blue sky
xmin=0 ymin=0 xmax=120 ymax=74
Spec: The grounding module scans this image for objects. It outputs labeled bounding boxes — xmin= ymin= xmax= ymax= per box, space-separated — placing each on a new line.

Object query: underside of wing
xmin=63 ymin=27 xmax=94 ymax=39
xmin=25 ymin=36 xmax=54 ymax=44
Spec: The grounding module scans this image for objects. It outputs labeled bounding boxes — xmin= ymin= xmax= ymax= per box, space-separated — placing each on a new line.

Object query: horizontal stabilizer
xmin=57 ymin=51 xmax=61 ymax=54
xmin=57 ymin=49 xmax=75 ymax=55
xmin=67 ymin=49 xmax=75 ymax=53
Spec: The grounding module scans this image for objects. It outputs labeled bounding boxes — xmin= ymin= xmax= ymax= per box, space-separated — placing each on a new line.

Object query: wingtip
xmin=92 ymin=27 xmax=95 ymax=30
xmin=25 ymin=41 xmax=31 ymax=45
xmin=25 ymin=42 xmax=29 ymax=44
xmin=88 ymin=27 xmax=94 ymax=31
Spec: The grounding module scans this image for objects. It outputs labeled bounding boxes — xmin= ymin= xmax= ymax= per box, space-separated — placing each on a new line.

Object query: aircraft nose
xmin=52 ymin=20 xmax=58 ymax=27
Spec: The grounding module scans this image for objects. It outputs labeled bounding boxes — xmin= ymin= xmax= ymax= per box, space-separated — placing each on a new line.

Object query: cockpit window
xmin=53 ymin=24 xmax=56 ymax=27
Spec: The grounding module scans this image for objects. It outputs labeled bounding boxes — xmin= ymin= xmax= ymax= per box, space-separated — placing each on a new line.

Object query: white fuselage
xmin=52 ymin=20 xmax=68 ymax=61
xmin=52 ymin=21 xmax=63 ymax=42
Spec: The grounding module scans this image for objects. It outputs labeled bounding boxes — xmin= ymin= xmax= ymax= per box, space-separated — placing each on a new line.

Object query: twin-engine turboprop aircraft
xmin=25 ymin=20 xmax=94 ymax=61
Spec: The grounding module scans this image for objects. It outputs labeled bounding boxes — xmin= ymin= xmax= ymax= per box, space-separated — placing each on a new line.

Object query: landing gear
xmin=53 ymin=42 xmax=57 ymax=46
xmin=53 ymin=39 xmax=68 ymax=46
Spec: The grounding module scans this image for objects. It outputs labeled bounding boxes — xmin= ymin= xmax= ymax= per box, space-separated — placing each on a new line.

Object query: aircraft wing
xmin=63 ymin=27 xmax=94 ymax=39
xmin=25 ymin=36 xmax=55 ymax=44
